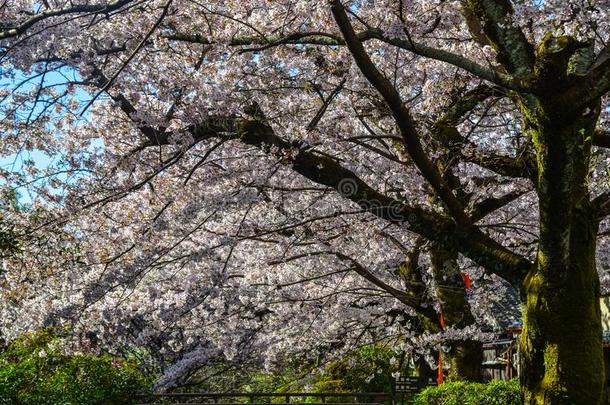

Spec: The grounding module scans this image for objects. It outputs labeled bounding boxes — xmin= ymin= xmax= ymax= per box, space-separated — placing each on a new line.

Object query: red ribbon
xmin=461 ymin=272 xmax=472 ymax=289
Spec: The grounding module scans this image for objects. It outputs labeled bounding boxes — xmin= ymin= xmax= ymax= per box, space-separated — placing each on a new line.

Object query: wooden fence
xmin=135 ymin=392 xmax=394 ymax=405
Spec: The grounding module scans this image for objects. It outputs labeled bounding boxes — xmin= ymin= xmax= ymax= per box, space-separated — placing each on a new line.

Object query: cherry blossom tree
xmin=0 ymin=1 xmax=609 ymax=403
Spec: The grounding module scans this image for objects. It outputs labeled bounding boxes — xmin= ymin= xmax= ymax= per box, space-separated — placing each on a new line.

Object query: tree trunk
xmin=521 ymin=213 xmax=603 ymax=404
xmin=416 ymin=355 xmax=438 ymax=387
xmin=430 ymin=244 xmax=483 ymax=382
xmin=520 ymin=94 xmax=604 ymax=404
xmin=398 ymin=243 xmax=483 ymax=382
xmin=448 ymin=340 xmax=483 ymax=383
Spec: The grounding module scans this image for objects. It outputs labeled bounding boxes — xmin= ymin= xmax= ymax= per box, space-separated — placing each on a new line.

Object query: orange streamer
xmin=437 ymin=351 xmax=444 ymax=385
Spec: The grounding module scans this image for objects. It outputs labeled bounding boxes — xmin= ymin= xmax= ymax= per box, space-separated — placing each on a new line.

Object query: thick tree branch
xmin=593 ymin=191 xmax=610 ymax=219
xmin=89 ymin=67 xmax=164 ymax=144
xmin=164 ymin=29 xmax=519 ymax=90
xmin=164 ymin=31 xmax=344 ymax=47
xmin=430 ymin=103 xmax=537 ymax=181
xmin=131 ymin=111 xmax=530 ymax=286
xmin=427 ymin=85 xmax=535 ymax=180
xmin=332 ymin=251 xmax=427 ymax=309
xmin=464 ymin=0 xmax=535 ymax=78
xmin=375 ymin=34 xmax=520 ymax=91
xmin=435 ymin=85 xmax=496 ymax=127
xmin=0 ymin=0 xmax=134 ymax=40
xmin=470 ymin=189 xmax=530 ymax=221
xmin=540 ymin=44 xmax=609 ymax=119
xmin=462 ymin=149 xmax=537 ymax=180
xmin=593 ymin=128 xmax=610 ymax=149
xmin=330 ymin=0 xmax=470 ymax=226
xmin=580 ymin=50 xmax=610 ymax=104
xmin=461 ymin=5 xmax=491 ymax=48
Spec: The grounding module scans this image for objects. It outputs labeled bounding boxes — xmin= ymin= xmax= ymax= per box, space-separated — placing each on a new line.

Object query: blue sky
xmin=0 ymin=66 xmax=100 ymax=205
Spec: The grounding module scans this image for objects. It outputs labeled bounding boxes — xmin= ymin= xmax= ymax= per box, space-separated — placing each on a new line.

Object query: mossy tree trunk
xmin=397 ymin=242 xmax=483 ymax=382
xmin=430 ymin=244 xmax=483 ymax=382
xmin=519 ymin=83 xmax=604 ymax=403
xmin=521 ymin=208 xmax=603 ymax=404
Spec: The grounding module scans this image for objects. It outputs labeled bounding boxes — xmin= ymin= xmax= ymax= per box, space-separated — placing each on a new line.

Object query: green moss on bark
xmin=519 ymin=95 xmax=604 ymax=404
xmin=521 ymin=223 xmax=603 ymax=404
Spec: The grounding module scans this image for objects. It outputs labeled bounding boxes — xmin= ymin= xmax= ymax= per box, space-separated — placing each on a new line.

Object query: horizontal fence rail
xmin=135 ymin=392 xmax=394 ymax=405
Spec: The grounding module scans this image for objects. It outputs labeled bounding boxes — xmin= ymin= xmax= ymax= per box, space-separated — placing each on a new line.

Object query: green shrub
xmin=413 ymin=379 xmax=521 ymax=405
xmin=303 ymin=345 xmax=408 ymax=404
xmin=0 ymin=329 xmax=151 ymax=405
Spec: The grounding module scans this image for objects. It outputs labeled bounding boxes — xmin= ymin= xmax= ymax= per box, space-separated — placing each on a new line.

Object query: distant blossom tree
xmin=0 ymin=1 xmax=609 ymax=403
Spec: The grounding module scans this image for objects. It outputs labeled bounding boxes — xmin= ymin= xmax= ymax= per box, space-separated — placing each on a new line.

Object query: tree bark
xmin=519 ymin=92 xmax=604 ymax=404
xmin=416 ymin=355 xmax=438 ymax=387
xmin=521 ymin=211 xmax=603 ymax=404
xmin=448 ymin=340 xmax=484 ymax=383
xmin=430 ymin=244 xmax=483 ymax=382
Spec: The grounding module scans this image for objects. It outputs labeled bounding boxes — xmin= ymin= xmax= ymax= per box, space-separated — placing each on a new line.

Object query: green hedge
xmin=413 ymin=379 xmax=521 ymax=405
xmin=0 ymin=329 xmax=150 ymax=405
xmin=310 ymin=345 xmax=400 ymax=394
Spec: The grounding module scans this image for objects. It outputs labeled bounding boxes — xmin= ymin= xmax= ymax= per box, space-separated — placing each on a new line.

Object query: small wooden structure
xmin=481 ymin=339 xmax=517 ymax=381
xmin=481 ymin=324 xmax=521 ymax=382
